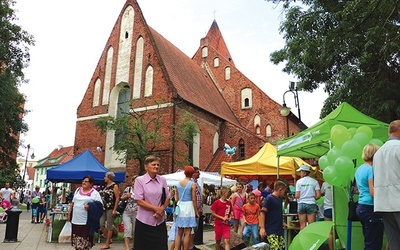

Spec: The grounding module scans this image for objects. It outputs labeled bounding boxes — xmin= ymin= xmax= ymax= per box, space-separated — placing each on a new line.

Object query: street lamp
xmin=280 ymin=82 xmax=302 ymax=136
xmin=22 ymin=144 xmax=35 ymax=191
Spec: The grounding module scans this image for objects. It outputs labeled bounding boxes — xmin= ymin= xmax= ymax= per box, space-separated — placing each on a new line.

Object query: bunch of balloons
xmin=318 ymin=125 xmax=384 ymax=187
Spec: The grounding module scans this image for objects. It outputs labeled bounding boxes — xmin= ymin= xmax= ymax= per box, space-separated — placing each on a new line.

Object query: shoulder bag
xmin=117 ymin=187 xmax=131 ymax=214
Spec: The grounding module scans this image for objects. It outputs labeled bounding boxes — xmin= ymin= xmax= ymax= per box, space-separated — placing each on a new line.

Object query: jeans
xmin=356 ymin=204 xmax=384 ymax=250
xmin=242 ymin=223 xmax=259 ymax=245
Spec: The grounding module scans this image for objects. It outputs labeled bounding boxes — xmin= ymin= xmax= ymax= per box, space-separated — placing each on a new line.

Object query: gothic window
xmin=144 ymin=65 xmax=154 ymax=97
xmin=238 ymin=139 xmax=245 ymax=160
xmin=93 ymin=78 xmax=101 ymax=107
xmin=202 ymin=46 xmax=208 ymax=58
xmin=266 ymin=124 xmax=272 ymax=137
xmin=213 ymin=132 xmax=219 ymax=154
xmin=214 ymin=57 xmax=219 ymax=67
xmin=102 ymin=47 xmax=113 ymax=105
xmin=256 ymin=125 xmax=261 ymax=134
xmin=241 ymin=88 xmax=252 ymax=109
xmin=115 ymin=85 xmax=131 ymax=143
xmin=225 ymin=67 xmax=231 ymax=80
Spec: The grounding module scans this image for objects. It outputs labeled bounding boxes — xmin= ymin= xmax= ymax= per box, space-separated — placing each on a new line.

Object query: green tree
xmin=270 ymin=0 xmax=400 ymax=123
xmin=0 ymin=0 xmax=35 ymax=187
xmin=95 ymin=100 xmax=199 ymax=174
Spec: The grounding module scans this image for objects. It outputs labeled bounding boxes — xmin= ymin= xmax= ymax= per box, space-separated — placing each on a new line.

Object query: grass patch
xmin=51 ymin=219 xmax=125 ymax=242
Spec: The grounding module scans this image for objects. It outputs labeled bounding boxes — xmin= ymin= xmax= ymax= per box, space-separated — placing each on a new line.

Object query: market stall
xmin=277 ymin=102 xmax=389 ymax=249
xmin=220 ymin=143 xmax=314 ymax=183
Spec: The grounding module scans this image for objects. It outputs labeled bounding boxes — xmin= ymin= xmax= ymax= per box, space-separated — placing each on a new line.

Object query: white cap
xmin=296 ymin=165 xmax=310 ymax=172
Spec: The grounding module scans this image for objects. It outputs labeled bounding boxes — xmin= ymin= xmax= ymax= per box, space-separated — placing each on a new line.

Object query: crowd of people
xmin=0 ymin=183 xmax=49 ymax=224
xmin=2 ymin=119 xmax=399 ymax=250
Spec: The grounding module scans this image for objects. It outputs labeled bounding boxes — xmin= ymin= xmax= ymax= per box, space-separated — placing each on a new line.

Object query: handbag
xmin=117 ymin=187 xmax=131 ymax=214
xmin=173 ymin=181 xmax=190 ymax=218
xmin=347 ymin=200 xmax=359 ymax=221
xmin=348 ymin=179 xmax=359 ymax=221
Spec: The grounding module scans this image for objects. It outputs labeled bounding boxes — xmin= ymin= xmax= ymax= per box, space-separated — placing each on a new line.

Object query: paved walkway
xmin=0 ymin=209 xmax=215 ymax=250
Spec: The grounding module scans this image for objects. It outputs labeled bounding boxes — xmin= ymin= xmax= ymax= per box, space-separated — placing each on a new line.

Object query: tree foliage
xmin=0 ymin=0 xmax=35 ymax=187
xmin=270 ymin=0 xmax=400 ymax=123
xmin=95 ymin=101 xmax=199 ymax=174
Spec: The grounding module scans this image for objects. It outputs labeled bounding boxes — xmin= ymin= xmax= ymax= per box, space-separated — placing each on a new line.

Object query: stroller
xmin=0 ymin=201 xmax=10 ymax=223
xmin=0 ymin=211 xmax=7 ymax=223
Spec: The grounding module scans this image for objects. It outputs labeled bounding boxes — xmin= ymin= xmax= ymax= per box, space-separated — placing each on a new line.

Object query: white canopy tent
xmin=162 ymin=170 xmax=236 ymax=189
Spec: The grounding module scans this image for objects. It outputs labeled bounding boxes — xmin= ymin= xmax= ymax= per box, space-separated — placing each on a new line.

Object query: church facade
xmin=74 ymin=0 xmax=302 ymax=176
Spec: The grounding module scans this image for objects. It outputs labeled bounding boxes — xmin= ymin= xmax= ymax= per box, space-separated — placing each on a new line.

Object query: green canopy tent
xmin=276 ymin=102 xmax=389 ymax=249
xmin=277 ymin=102 xmax=388 ymax=158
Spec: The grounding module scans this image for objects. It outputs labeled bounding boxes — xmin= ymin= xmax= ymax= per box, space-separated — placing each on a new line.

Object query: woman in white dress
xmin=174 ymin=166 xmax=199 ymax=250
xmin=67 ymin=175 xmax=103 ymax=250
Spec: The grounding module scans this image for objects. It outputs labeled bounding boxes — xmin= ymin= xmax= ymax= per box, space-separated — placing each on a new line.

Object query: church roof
xmin=149 ymin=26 xmax=240 ymax=126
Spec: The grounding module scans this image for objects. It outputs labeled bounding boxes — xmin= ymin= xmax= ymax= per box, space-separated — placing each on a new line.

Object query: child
xmin=39 ymin=196 xmax=47 ymax=223
xmin=242 ymin=192 xmax=260 ymax=246
xmin=259 ymin=178 xmax=289 ymax=250
xmin=211 ymin=186 xmax=233 ymax=250
xmin=0 ymin=202 xmax=9 ymax=223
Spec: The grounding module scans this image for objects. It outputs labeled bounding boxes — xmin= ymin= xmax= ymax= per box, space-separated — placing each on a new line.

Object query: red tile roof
xmin=205 ymin=148 xmax=235 ymax=173
xmin=38 ymin=146 xmax=74 ymax=167
xmin=149 ymin=27 xmax=241 ymax=127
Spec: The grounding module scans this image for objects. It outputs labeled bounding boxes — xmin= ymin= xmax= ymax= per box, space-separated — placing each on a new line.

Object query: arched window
xmin=266 ymin=124 xmax=272 ymax=137
xmin=238 ymin=139 xmax=245 ymax=160
xmin=133 ymin=37 xmax=144 ymax=98
xmin=102 ymin=47 xmax=113 ymax=105
xmin=202 ymin=46 xmax=208 ymax=58
xmin=144 ymin=65 xmax=154 ymax=97
xmin=241 ymin=88 xmax=252 ymax=109
xmin=93 ymin=78 xmax=101 ymax=107
xmin=213 ymin=57 xmax=219 ymax=67
xmin=115 ymin=85 xmax=131 ymax=143
xmin=225 ymin=67 xmax=231 ymax=80
xmin=213 ymin=132 xmax=219 ymax=154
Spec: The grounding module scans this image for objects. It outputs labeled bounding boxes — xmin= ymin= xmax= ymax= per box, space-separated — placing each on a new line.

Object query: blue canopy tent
xmin=46 ymin=150 xmax=125 ymax=184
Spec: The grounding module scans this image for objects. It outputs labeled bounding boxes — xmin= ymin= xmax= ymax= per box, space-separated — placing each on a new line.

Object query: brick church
xmin=73 ymin=0 xmax=302 ymax=177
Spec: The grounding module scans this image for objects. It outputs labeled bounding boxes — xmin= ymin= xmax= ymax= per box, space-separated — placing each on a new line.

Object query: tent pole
xmin=277 ymin=156 xmax=280 ymax=178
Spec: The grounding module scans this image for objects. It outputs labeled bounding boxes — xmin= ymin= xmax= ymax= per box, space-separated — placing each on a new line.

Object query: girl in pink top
xmin=230 ymin=182 xmax=247 ymax=235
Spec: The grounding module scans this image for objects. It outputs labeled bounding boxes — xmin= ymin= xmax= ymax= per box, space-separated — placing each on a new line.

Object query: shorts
xmin=267 ymin=234 xmax=284 ymax=250
xmin=324 ymin=208 xmax=332 ymax=219
xmin=298 ymin=203 xmax=317 ymax=214
xmin=100 ymin=209 xmax=114 ymax=230
xmin=214 ymin=224 xmax=230 ymax=241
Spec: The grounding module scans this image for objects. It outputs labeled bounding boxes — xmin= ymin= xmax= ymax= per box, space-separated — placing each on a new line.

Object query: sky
xmin=14 ymin=0 xmax=327 ymax=160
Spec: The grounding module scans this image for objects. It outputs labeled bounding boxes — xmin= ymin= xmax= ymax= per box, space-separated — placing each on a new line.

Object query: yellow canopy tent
xmin=221 ymin=143 xmax=315 ymax=183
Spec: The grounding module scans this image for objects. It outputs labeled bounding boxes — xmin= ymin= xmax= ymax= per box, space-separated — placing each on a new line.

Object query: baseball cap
xmin=296 ymin=165 xmax=310 ymax=172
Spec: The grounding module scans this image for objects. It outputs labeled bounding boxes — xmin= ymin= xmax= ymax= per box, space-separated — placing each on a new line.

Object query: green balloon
xmin=334 ymin=156 xmax=354 ymax=175
xmin=327 ymin=146 xmax=342 ymax=164
xmin=348 ymin=127 xmax=357 ymax=137
xmin=353 ymin=132 xmax=370 ymax=149
xmin=342 ymin=140 xmax=362 ymax=160
xmin=330 ymin=124 xmax=351 ymax=149
xmin=318 ymin=155 xmax=330 ymax=170
xmin=356 ymin=126 xmax=373 ymax=140
xmin=323 ymin=165 xmax=347 ymax=187
xmin=369 ymin=138 xmax=384 ymax=146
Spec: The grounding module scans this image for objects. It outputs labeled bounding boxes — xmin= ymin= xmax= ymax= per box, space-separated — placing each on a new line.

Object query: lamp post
xmin=22 ymin=144 xmax=35 ymax=194
xmin=279 ymin=82 xmax=302 ymax=137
